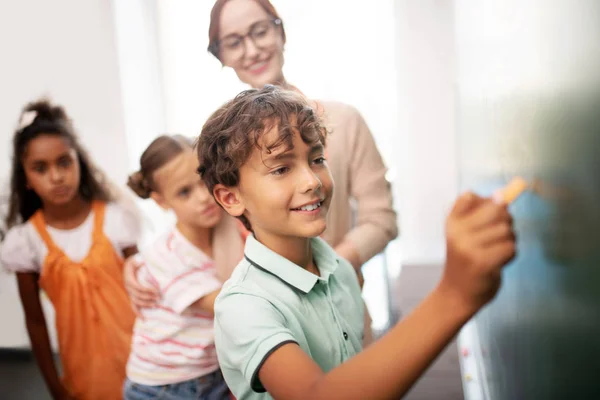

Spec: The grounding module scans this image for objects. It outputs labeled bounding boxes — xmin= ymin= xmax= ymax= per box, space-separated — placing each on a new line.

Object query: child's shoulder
xmin=214 ymin=258 xmax=286 ymax=338
xmin=0 ymin=222 xmax=41 ymax=273
xmin=136 ymin=229 xmax=198 ymax=278
xmin=215 ymin=257 xmax=279 ymax=309
xmin=312 ymin=237 xmax=361 ymax=289
xmin=2 ymin=222 xmax=37 ymax=250
xmin=218 ymin=257 xmax=258 ymax=296
xmin=140 ymin=228 xmax=176 ymax=255
xmin=102 ymin=200 xmax=141 ymax=247
xmin=335 ymin=256 xmax=359 ymax=282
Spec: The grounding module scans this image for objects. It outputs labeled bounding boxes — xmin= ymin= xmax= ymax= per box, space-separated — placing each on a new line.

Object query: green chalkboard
xmin=455 ymin=2 xmax=600 ymax=398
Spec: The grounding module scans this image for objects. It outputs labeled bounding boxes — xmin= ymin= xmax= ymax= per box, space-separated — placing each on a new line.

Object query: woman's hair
xmin=207 ymin=0 xmax=286 ymax=60
xmin=127 ymin=135 xmax=193 ymax=199
xmin=3 ymin=98 xmax=115 ymax=235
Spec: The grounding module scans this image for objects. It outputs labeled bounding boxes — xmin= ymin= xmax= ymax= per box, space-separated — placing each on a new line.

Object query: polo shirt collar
xmin=244 ymin=235 xmax=339 ymax=294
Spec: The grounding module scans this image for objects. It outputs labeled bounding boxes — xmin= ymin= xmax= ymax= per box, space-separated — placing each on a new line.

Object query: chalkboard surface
xmin=455 ymin=1 xmax=600 ymax=398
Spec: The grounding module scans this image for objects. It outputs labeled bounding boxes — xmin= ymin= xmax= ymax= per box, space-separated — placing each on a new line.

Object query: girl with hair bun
xmin=122 ymin=135 xmax=243 ymax=399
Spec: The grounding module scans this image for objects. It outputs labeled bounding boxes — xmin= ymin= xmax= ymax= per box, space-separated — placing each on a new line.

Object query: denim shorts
xmin=123 ymin=370 xmax=230 ymax=400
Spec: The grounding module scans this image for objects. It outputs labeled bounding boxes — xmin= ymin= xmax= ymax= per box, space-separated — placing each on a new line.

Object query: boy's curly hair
xmin=197 ymin=85 xmax=328 ymax=231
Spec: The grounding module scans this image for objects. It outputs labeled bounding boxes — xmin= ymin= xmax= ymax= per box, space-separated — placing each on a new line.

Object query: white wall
xmin=112 ymin=0 xmax=169 ymax=244
xmin=393 ymin=0 xmax=458 ymax=265
xmin=0 ymin=0 xmax=130 ymax=348
xmin=113 ymin=0 xmax=166 ymax=170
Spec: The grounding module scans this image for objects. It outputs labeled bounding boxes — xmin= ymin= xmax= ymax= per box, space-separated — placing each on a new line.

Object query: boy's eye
xmin=313 ymin=157 xmax=326 ymax=165
xmin=271 ymin=166 xmax=289 ymax=176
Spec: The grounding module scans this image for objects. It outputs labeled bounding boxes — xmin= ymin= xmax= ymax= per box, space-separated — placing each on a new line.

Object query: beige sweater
xmin=319 ymin=100 xmax=398 ymax=263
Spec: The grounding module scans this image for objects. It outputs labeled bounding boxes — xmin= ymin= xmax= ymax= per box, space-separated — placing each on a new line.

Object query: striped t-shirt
xmin=126 ymin=228 xmax=223 ymax=386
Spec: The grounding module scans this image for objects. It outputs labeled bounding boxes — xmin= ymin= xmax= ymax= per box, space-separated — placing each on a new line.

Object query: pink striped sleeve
xmin=161 ymin=264 xmax=222 ymax=314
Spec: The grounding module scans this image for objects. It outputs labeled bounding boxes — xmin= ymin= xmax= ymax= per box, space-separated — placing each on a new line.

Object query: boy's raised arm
xmin=257 ymin=193 xmax=515 ymax=400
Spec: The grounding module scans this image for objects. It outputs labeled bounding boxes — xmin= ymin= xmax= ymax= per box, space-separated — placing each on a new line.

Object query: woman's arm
xmin=341 ymin=107 xmax=398 ymax=267
xmin=16 ymin=272 xmax=71 ymax=399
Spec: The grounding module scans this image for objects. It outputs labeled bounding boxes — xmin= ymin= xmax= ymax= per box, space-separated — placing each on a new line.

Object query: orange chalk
xmin=495 ymin=177 xmax=528 ymax=204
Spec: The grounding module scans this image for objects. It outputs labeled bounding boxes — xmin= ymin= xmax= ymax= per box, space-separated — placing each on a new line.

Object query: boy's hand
xmin=440 ymin=192 xmax=516 ymax=315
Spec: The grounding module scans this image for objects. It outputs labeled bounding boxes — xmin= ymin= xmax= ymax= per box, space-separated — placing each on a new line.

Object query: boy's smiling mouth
xmin=291 ymin=199 xmax=324 ymax=213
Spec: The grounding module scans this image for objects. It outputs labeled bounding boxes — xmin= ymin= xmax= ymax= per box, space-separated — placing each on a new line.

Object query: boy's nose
xmin=300 ymin=168 xmax=322 ymax=193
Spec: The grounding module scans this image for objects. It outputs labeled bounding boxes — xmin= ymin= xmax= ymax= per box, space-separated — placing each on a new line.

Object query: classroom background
xmin=1 ymin=0 xmax=599 ymax=399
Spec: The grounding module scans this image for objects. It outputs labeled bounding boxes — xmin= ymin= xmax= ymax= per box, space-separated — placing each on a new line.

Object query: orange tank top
xmin=31 ymin=201 xmax=135 ymax=400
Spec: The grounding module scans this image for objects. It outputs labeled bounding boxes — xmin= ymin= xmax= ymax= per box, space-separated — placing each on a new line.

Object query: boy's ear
xmin=213 ymin=184 xmax=245 ymax=217
xmin=150 ymin=191 xmax=170 ymax=211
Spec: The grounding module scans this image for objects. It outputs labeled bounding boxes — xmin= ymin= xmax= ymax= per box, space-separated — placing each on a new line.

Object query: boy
xmin=197 ymin=85 xmax=516 ymax=400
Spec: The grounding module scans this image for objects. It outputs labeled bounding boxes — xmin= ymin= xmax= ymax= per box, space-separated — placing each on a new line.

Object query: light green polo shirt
xmin=214 ymin=235 xmax=364 ymax=400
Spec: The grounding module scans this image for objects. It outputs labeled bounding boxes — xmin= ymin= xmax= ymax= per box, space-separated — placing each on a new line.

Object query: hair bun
xmin=127 ymin=171 xmax=151 ymax=199
xmin=25 ymin=98 xmax=67 ymax=122
xmin=18 ymin=98 xmax=70 ymax=133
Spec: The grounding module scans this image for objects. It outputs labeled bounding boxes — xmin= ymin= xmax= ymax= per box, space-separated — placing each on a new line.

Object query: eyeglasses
xmin=214 ymin=18 xmax=283 ymax=62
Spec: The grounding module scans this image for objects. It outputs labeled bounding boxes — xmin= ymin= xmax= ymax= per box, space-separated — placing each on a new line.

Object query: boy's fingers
xmin=472 ymin=222 xmax=515 ymax=247
xmin=484 ymin=241 xmax=517 ymax=271
xmin=464 ymin=201 xmax=511 ymax=231
xmin=450 ymin=192 xmax=483 ymax=217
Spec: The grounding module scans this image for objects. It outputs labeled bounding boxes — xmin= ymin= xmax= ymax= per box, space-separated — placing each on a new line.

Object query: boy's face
xmin=218 ymin=124 xmax=333 ymax=243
